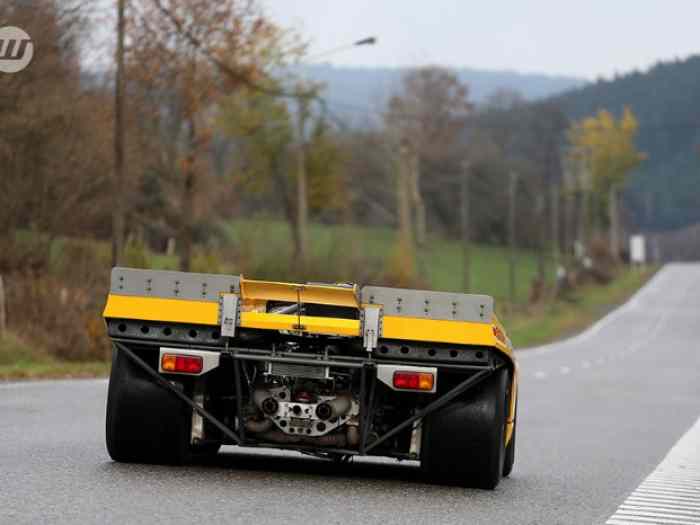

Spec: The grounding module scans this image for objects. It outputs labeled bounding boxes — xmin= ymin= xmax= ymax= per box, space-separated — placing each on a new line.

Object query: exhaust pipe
xmin=253 ymin=389 xmax=279 ymax=415
xmin=315 ymin=394 xmax=352 ymax=421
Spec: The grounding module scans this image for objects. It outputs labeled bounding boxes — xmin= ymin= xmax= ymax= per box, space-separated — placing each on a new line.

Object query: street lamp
xmin=294 ymin=36 xmax=378 ymax=264
xmin=304 ymin=36 xmax=378 ymax=62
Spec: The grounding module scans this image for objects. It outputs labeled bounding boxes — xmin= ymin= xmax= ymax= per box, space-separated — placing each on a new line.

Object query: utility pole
xmin=397 ymin=140 xmax=414 ymax=250
xmin=0 ymin=275 xmax=6 ymax=338
xmin=551 ymin=181 xmax=560 ymax=269
xmin=295 ymin=91 xmax=310 ymax=263
xmin=112 ymin=0 xmax=125 ymax=267
xmin=535 ymin=192 xmax=546 ymax=282
xmin=609 ymin=184 xmax=620 ymax=260
xmin=563 ymin=182 xmax=573 ymax=263
xmin=289 ymin=36 xmax=376 ymax=264
xmin=408 ymin=147 xmax=426 ymax=247
xmin=508 ymin=171 xmax=519 ymax=306
xmin=577 ymin=161 xmax=590 ymax=256
xmin=459 ymin=160 xmax=471 ymax=292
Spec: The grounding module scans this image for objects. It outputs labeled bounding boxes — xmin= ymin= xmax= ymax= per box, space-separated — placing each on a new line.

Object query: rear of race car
xmin=103 ymin=267 xmax=518 ymax=488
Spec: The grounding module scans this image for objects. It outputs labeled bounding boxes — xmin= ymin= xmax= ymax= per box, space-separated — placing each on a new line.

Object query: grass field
xmin=223 ymin=219 xmax=551 ymax=306
xmin=1 ymin=221 xmax=654 ymax=379
xmin=0 ymin=333 xmax=109 ymax=381
xmin=505 ymin=267 xmax=655 ymax=348
xmin=16 ymin=219 xmax=553 ymax=306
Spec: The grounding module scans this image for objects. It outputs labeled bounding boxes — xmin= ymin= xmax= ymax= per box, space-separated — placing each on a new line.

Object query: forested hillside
xmin=554 ymin=56 xmax=700 ymax=231
xmin=301 ymin=64 xmax=583 ymax=124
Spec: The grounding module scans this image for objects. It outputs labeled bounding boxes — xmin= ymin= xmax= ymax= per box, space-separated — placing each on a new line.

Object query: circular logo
xmin=0 ymin=26 xmax=34 ymax=73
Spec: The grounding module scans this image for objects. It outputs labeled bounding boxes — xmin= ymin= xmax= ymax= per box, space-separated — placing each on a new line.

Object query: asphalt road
xmin=2 ymin=264 xmax=699 ymax=525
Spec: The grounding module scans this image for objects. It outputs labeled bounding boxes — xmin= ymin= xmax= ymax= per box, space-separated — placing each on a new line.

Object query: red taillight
xmin=161 ymin=354 xmax=203 ymax=374
xmin=493 ymin=325 xmax=506 ymax=344
xmin=393 ymin=371 xmax=434 ymax=391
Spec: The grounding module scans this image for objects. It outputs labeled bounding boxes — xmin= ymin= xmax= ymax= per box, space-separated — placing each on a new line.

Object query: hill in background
xmin=303 ymin=64 xmax=584 ymax=125
xmin=553 ymin=56 xmax=700 ymax=232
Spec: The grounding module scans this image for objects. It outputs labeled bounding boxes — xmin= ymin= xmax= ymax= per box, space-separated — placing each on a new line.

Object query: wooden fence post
xmin=0 ymin=275 xmax=6 ymax=337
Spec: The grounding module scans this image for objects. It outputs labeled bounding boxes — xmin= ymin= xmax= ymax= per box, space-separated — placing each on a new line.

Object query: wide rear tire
xmin=106 ymin=347 xmax=195 ymax=465
xmin=421 ymin=368 xmax=508 ymax=489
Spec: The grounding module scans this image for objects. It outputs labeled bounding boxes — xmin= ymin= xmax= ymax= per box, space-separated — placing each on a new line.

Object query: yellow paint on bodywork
xmin=239 ymin=312 xmax=359 ymax=337
xmin=103 ymin=294 xmax=360 ymax=336
xmin=381 ymin=315 xmax=514 ymax=361
xmin=103 ymin=294 xmax=219 ymax=325
xmin=240 ymin=278 xmax=359 ymax=308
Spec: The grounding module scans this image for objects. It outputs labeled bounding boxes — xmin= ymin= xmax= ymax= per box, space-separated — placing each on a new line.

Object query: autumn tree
xmin=568 ymin=107 xmax=645 ymax=258
xmin=218 ymin=87 xmax=345 ymax=260
xmin=125 ymin=0 xmax=298 ymax=270
xmin=0 ymin=1 xmax=112 ymax=257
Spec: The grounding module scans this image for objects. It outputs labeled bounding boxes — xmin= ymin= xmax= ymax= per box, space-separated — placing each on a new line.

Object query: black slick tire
xmin=421 ymin=367 xmax=508 ymax=489
xmin=105 ymin=347 xmax=194 ymax=465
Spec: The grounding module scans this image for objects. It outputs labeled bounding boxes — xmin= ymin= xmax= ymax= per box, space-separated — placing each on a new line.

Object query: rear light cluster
xmin=493 ymin=325 xmax=506 ymax=344
xmin=161 ymin=353 xmax=203 ymax=374
xmin=393 ymin=371 xmax=434 ymax=391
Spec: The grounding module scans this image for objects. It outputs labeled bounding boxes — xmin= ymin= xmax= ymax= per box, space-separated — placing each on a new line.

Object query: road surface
xmin=1 ymin=264 xmax=699 ymax=525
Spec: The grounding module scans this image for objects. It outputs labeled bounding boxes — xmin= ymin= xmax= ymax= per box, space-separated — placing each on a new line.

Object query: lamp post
xmin=303 ymin=37 xmax=378 ymax=62
xmin=295 ymin=37 xmax=377 ymax=264
xmin=112 ymin=0 xmax=125 ymax=267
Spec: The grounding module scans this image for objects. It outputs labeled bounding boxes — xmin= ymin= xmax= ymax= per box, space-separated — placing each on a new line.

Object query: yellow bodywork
xmin=103 ymin=276 xmax=517 ymax=444
xmin=240 ymin=279 xmax=360 ymax=308
xmin=104 ymin=295 xmax=218 ymax=326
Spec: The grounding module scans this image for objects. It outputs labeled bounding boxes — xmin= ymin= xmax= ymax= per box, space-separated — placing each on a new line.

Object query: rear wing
xmin=103 ymin=267 xmax=511 ymax=356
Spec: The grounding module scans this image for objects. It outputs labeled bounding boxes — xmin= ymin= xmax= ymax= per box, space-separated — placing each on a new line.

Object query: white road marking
xmin=637 ymin=488 xmax=700 ymax=497
xmin=627 ymin=497 xmax=700 ymax=510
xmin=641 ymin=482 xmax=700 ymax=492
xmin=607 ymin=415 xmax=700 ymax=525
xmin=534 ymin=371 xmax=547 ymax=379
xmin=621 ymin=505 xmax=700 ymax=516
xmin=559 ymin=366 xmax=571 ymax=375
xmin=616 ymin=510 xmax=700 ymax=521
xmin=607 ymin=516 xmax=698 ymax=525
xmin=637 ymin=487 xmax=700 ymax=497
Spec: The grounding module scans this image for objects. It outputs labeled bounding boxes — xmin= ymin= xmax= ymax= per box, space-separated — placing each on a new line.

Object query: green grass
xmin=2 ymin=222 xmax=654 ymax=380
xmin=0 ymin=332 xmax=109 ymax=381
xmin=15 ymin=220 xmax=552 ymax=306
xmin=504 ymin=267 xmax=655 ymax=348
xmin=225 ymin=219 xmax=550 ymax=305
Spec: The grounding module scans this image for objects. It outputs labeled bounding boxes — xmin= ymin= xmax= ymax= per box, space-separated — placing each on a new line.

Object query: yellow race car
xmin=103 ymin=268 xmax=518 ymax=489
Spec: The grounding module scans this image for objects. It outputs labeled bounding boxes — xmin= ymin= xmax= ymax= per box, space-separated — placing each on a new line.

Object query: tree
xmin=385 ymin=67 xmax=472 ymax=246
xmin=125 ymin=0 xmax=297 ymax=270
xmin=568 ymin=107 xmax=645 ymax=258
xmin=526 ymin=101 xmax=569 ymax=282
xmin=554 ymin=56 xmax=700 ymax=231
xmin=0 ymin=1 xmax=111 ymax=250
xmin=218 ymin=88 xmax=345 ymax=262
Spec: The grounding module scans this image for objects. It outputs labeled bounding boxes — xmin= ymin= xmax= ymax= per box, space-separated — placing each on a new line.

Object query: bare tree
xmin=385 ymin=67 xmax=472 ymax=246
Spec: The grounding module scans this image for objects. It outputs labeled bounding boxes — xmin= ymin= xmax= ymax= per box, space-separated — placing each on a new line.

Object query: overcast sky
xmin=263 ymin=0 xmax=700 ymax=79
